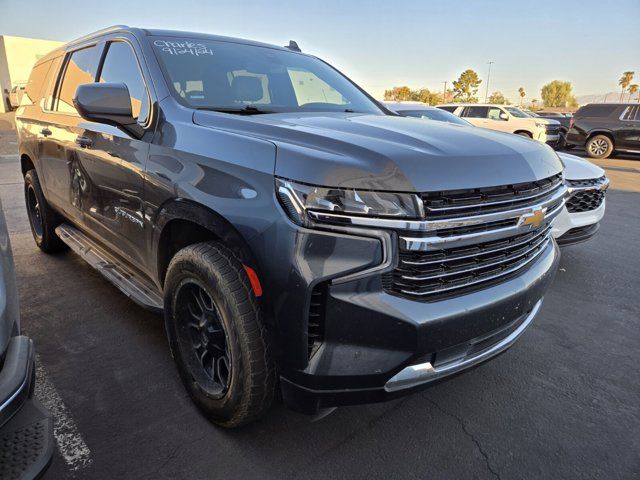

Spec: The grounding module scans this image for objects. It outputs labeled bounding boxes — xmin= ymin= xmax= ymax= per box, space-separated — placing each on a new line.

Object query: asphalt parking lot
xmin=1 ymin=113 xmax=639 ymax=479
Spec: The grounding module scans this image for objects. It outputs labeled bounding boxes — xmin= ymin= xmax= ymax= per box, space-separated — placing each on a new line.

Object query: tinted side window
xmin=464 ymin=106 xmax=489 ymax=118
xmin=56 ymin=46 xmax=99 ymax=113
xmin=98 ymin=42 xmax=149 ymax=123
xmin=577 ymin=105 xmax=615 ymax=118
xmin=24 ymin=60 xmax=52 ymax=105
xmin=623 ymin=105 xmax=639 ymax=121
xmin=438 ymin=106 xmax=457 ymax=113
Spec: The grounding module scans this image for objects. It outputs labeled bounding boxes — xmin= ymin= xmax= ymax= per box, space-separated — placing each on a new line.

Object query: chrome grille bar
xmin=397 ymin=237 xmax=551 ymax=297
xmin=398 ymin=228 xmax=551 ymax=281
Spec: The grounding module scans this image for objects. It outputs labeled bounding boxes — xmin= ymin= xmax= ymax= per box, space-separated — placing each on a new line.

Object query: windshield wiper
xmin=196 ymin=105 xmax=273 ymax=115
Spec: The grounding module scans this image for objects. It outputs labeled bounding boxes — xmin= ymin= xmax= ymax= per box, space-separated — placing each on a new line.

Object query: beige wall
xmin=0 ymin=35 xmax=63 ymax=113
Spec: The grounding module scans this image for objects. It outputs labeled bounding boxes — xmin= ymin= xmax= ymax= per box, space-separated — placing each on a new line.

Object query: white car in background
xmin=437 ymin=103 xmax=562 ymax=148
xmin=386 ymin=102 xmax=608 ymax=246
xmin=554 ymin=152 xmax=608 ymax=246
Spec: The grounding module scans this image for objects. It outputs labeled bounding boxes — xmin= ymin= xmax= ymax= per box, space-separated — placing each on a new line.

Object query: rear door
xmin=38 ymin=45 xmax=100 ymax=222
xmin=72 ymin=37 xmax=154 ymax=270
xmin=461 ymin=106 xmax=490 ymax=128
xmin=617 ymin=105 xmax=640 ymax=150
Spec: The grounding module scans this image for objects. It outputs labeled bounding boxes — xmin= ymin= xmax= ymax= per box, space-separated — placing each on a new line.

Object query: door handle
xmin=40 ymin=127 xmax=52 ymax=137
xmin=75 ymin=136 xmax=93 ymax=148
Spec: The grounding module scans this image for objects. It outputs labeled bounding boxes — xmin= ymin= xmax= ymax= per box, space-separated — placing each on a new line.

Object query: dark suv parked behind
xmin=16 ymin=26 xmax=563 ymax=427
xmin=566 ymin=103 xmax=640 ymax=158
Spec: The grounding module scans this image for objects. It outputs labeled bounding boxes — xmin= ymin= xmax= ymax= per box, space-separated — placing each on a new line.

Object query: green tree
xmin=629 ymin=84 xmax=639 ymax=103
xmin=383 ymin=86 xmax=412 ymax=101
xmin=518 ymin=87 xmax=526 ymax=106
xmin=618 ymin=71 xmax=635 ymax=101
xmin=412 ymin=88 xmax=444 ymax=105
xmin=452 ymin=69 xmax=482 ymax=102
xmin=488 ymin=91 xmax=507 ymax=104
xmin=541 ymin=80 xmax=577 ymax=108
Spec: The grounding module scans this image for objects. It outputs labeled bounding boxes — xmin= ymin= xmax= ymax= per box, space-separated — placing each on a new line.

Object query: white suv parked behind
xmin=437 ymin=104 xmax=561 ymax=148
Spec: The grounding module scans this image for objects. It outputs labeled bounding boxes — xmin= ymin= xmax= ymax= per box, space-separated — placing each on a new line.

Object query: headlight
xmin=535 ymin=122 xmax=547 ymax=129
xmin=276 ymin=178 xmax=424 ymax=226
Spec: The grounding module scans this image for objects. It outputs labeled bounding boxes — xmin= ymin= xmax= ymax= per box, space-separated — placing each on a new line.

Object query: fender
xmin=151 ymin=198 xmax=260 ymax=286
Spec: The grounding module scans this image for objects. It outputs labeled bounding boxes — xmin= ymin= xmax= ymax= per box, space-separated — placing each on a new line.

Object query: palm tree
xmin=628 ymin=84 xmax=639 ymax=103
xmin=518 ymin=87 xmax=525 ymax=106
xmin=619 ymin=71 xmax=635 ymax=101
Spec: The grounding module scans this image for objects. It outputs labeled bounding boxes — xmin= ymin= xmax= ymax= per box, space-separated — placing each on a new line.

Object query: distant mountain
xmin=577 ymin=92 xmax=640 ymax=104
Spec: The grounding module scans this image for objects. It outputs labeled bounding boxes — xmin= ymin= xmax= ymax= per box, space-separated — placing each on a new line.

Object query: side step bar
xmin=55 ymin=223 xmax=163 ymax=313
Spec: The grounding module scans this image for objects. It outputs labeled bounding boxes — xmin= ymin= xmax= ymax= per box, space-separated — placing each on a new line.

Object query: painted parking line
xmin=34 ymin=356 xmax=92 ymax=472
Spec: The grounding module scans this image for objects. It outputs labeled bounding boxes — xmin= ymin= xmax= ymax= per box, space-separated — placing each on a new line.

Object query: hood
xmin=558 ymin=152 xmax=605 ymax=180
xmin=535 ymin=118 xmax=561 ymax=126
xmin=194 ymin=111 xmax=563 ymax=192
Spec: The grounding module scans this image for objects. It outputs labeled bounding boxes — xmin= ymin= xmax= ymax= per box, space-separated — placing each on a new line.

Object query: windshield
xmin=151 ymin=37 xmax=383 ymax=115
xmin=399 ymin=109 xmax=472 ymax=126
xmin=505 ymin=107 xmax=529 ymax=118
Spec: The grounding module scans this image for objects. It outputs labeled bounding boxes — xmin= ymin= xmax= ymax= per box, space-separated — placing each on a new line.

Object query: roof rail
xmin=66 ymin=25 xmax=130 ymax=47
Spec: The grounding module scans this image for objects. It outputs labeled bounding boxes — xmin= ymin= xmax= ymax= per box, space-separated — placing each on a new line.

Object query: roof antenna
xmin=285 ymin=40 xmax=301 ymax=52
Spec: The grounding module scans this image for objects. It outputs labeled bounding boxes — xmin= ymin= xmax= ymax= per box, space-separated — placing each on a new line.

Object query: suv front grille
xmin=421 ymin=174 xmax=563 ymax=219
xmin=388 ymin=226 xmax=552 ymax=299
xmin=385 ymin=174 xmax=565 ymax=300
xmin=545 ymin=125 xmax=560 ymax=135
xmin=566 ymin=175 xmax=607 ymax=213
xmin=566 ymin=190 xmax=605 ymax=213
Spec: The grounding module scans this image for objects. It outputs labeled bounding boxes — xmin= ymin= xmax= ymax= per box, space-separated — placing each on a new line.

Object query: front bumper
xmin=266 ymin=229 xmax=559 ymax=414
xmin=552 ymin=198 xmax=606 ymax=242
xmin=0 ymin=336 xmax=54 ymax=479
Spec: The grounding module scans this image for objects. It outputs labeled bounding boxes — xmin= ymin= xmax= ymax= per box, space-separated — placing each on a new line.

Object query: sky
xmin=1 ymin=0 xmax=638 ymax=102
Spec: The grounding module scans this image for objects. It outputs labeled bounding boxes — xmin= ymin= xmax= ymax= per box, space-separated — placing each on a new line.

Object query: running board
xmin=55 ymin=223 xmax=163 ymax=313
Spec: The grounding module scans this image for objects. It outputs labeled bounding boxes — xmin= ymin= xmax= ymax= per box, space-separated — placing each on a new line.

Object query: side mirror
xmin=73 ymin=83 xmax=143 ymax=137
xmin=499 ymin=112 xmax=509 ymax=121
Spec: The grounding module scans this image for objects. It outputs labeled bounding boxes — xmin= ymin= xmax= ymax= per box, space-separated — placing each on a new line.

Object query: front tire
xmin=24 ymin=169 xmax=66 ymax=253
xmin=164 ymin=242 xmax=276 ymax=428
xmin=586 ymin=135 xmax=614 ymax=159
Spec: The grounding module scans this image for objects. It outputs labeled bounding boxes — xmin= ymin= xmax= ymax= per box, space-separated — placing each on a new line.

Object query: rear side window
xmin=577 ymin=104 xmax=615 ymax=118
xmin=463 ymin=106 xmax=489 ymax=118
xmin=622 ymin=105 xmax=639 ymax=121
xmin=98 ymin=42 xmax=150 ymax=123
xmin=23 ymin=60 xmax=52 ymax=106
xmin=438 ymin=106 xmax=457 ymax=113
xmin=56 ymin=46 xmax=99 ymax=113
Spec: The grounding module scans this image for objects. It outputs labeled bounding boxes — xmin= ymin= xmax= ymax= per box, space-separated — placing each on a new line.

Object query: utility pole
xmin=443 ymin=81 xmax=448 ymax=102
xmin=484 ymin=61 xmax=494 ymax=103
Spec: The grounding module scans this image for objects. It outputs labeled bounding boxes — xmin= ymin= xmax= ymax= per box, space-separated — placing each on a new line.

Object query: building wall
xmin=0 ymin=35 xmax=63 ymax=113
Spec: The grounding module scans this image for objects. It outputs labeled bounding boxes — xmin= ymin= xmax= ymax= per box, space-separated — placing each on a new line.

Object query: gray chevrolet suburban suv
xmin=16 ymin=26 xmax=564 ymax=427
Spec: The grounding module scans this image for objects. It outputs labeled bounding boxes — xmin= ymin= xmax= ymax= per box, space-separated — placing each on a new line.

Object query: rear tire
xmin=24 ymin=169 xmax=66 ymax=253
xmin=586 ymin=135 xmax=613 ymax=159
xmin=164 ymin=242 xmax=276 ymax=428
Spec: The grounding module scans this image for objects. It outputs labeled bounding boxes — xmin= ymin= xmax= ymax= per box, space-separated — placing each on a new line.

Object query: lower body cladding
xmin=256 ymin=222 xmax=560 ymax=415
xmin=552 ymin=199 xmax=606 ymax=246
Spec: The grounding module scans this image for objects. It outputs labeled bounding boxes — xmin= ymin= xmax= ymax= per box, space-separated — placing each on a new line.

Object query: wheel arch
xmin=587 ymin=130 xmax=615 ymax=145
xmin=20 ymin=152 xmax=36 ymax=176
xmin=153 ymin=199 xmax=259 ymax=289
xmin=513 ymin=129 xmax=533 ymax=138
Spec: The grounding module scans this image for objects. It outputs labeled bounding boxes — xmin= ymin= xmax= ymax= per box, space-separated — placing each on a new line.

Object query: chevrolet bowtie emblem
xmin=519 ymin=208 xmax=546 ymax=228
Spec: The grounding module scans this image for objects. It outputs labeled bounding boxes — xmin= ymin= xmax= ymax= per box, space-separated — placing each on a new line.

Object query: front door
xmin=71 ymin=39 xmax=154 ymax=271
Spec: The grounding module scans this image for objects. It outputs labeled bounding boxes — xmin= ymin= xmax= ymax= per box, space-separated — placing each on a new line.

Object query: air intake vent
xmin=308 ymin=284 xmax=327 ymax=358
